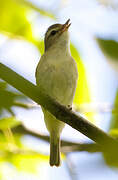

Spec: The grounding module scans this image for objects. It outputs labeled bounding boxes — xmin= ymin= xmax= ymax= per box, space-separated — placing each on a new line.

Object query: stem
xmin=0 ymin=63 xmax=118 ymax=151
xmin=12 ymin=125 xmax=101 ymax=153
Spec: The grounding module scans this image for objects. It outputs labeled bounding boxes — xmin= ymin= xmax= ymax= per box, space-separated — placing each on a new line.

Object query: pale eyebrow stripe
xmin=45 ymin=24 xmax=61 ymax=38
xmin=45 ymin=29 xmax=57 ymax=40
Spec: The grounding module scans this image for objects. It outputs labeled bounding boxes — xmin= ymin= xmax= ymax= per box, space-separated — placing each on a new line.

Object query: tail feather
xmin=50 ymin=134 xmax=60 ymax=167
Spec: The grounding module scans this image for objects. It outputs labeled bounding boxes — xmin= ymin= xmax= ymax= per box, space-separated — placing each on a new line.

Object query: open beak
xmin=61 ymin=19 xmax=71 ymax=33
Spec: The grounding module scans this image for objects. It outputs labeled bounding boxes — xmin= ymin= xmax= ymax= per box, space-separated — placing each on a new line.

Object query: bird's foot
xmin=67 ymin=105 xmax=72 ymax=111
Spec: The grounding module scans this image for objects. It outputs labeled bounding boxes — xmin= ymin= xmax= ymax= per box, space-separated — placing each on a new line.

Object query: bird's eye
xmin=50 ymin=30 xmax=57 ymax=36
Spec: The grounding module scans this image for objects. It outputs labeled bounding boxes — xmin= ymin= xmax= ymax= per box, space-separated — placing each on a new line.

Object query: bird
xmin=35 ymin=19 xmax=78 ymax=166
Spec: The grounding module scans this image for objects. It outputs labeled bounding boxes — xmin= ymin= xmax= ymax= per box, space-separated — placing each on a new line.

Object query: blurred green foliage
xmin=0 ymin=0 xmax=54 ymax=53
xmin=19 ymin=0 xmax=56 ymax=19
xmin=0 ymin=117 xmax=20 ymax=130
xmin=0 ymin=80 xmax=46 ymax=176
xmin=109 ymin=90 xmax=118 ymax=136
xmin=97 ymin=38 xmax=118 ymax=61
xmin=0 ymin=0 xmax=118 ymax=178
xmin=102 ymin=90 xmax=118 ymax=167
xmin=96 ymin=37 xmax=118 ymax=73
xmin=0 ymin=0 xmax=33 ymax=40
xmin=70 ymin=44 xmax=95 ymax=122
xmin=0 ymin=0 xmax=55 ymax=176
xmin=0 ymin=81 xmax=28 ymax=115
xmin=97 ymin=37 xmax=118 ymax=167
xmin=11 ymin=153 xmax=48 ymax=173
xmin=0 ymin=0 xmax=94 ymax=120
xmin=0 ymin=131 xmax=49 ymax=178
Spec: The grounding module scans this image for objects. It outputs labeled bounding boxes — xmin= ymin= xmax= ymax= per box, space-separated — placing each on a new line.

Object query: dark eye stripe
xmin=50 ymin=30 xmax=57 ymax=36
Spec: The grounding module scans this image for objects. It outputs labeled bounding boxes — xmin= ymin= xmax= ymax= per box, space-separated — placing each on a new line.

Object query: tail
xmin=50 ymin=133 xmax=60 ymax=167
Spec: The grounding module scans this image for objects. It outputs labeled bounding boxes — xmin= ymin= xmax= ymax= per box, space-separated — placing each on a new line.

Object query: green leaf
xmin=0 ymin=130 xmax=49 ymax=175
xmin=0 ymin=0 xmax=33 ymax=41
xmin=0 ymin=81 xmax=7 ymax=90
xmin=0 ymin=152 xmax=48 ymax=179
xmin=0 ymin=0 xmax=55 ymax=54
xmin=11 ymin=153 xmax=48 ymax=173
xmin=0 ymin=81 xmax=32 ymax=115
xmin=0 ymin=88 xmax=16 ymax=115
xmin=109 ymin=89 xmax=118 ymax=137
xmin=0 ymin=117 xmax=20 ymax=130
xmin=103 ymin=90 xmax=118 ymax=167
xmin=70 ymin=43 xmax=95 ymax=122
xmin=96 ymin=38 xmax=118 ymax=61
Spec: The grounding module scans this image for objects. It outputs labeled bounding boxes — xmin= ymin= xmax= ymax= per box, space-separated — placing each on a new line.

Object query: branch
xmin=0 ymin=63 xmax=118 ymax=152
xmin=12 ymin=124 xmax=101 ymax=153
xmin=13 ymin=101 xmax=37 ymax=109
xmin=61 ymin=142 xmax=101 ymax=153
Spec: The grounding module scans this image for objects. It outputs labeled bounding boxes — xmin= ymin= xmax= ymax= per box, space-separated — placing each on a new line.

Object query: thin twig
xmin=13 ymin=101 xmax=39 ymax=109
xmin=12 ymin=125 xmax=104 ymax=153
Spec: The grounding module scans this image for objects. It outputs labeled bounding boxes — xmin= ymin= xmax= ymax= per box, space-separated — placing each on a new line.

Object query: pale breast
xmin=36 ymin=54 xmax=78 ymax=105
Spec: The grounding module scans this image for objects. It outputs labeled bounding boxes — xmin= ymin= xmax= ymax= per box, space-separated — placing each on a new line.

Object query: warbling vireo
xmin=35 ymin=19 xmax=78 ymax=166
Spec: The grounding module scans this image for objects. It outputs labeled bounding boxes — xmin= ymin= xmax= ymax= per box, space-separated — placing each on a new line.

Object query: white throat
xmin=48 ymin=36 xmax=70 ymax=57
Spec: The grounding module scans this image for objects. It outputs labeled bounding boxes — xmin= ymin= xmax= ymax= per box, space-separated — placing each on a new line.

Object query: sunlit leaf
xmin=0 ymin=132 xmax=22 ymax=152
xmin=0 ymin=117 xmax=20 ymax=130
xmin=0 ymin=0 xmax=33 ymax=41
xmin=70 ymin=44 xmax=95 ymax=122
xmin=0 ymin=0 xmax=55 ymax=55
xmin=109 ymin=89 xmax=118 ymax=137
xmin=11 ymin=153 xmax=48 ymax=173
xmin=0 ymin=130 xmax=48 ymax=176
xmin=0 ymin=153 xmax=48 ymax=179
xmin=103 ymin=90 xmax=118 ymax=167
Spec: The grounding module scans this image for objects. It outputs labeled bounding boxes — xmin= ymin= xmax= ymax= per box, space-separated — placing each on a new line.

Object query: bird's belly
xmin=38 ymin=65 xmax=75 ymax=105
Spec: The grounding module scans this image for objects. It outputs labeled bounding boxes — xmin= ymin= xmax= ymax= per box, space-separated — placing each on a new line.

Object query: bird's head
xmin=44 ymin=19 xmax=71 ymax=51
